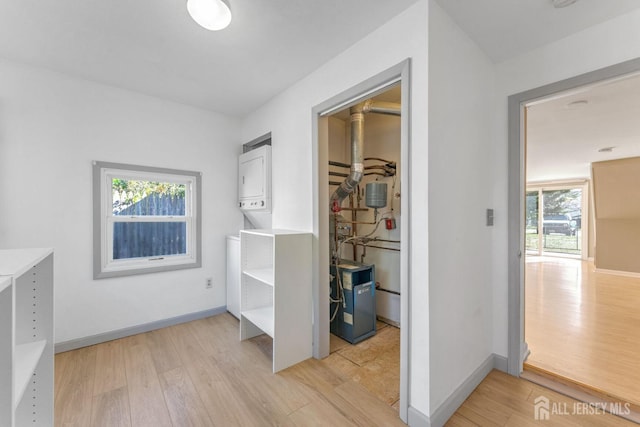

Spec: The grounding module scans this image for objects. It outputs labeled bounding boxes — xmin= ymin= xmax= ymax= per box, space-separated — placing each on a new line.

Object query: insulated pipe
xmin=330 ymin=102 xmax=365 ymax=212
xmin=363 ymin=100 xmax=401 ymax=116
xmin=329 ymin=99 xmax=401 ymax=212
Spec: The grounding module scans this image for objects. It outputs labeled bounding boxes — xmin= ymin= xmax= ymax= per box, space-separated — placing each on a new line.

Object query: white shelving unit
xmin=0 ymin=248 xmax=54 ymax=427
xmin=240 ymin=229 xmax=312 ymax=373
xmin=226 ymin=235 xmax=241 ymax=318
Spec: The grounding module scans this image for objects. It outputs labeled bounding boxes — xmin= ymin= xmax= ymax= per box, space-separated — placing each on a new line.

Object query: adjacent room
xmin=524 ymin=73 xmax=640 ymax=407
xmin=2 ymin=1 xmax=640 ymax=426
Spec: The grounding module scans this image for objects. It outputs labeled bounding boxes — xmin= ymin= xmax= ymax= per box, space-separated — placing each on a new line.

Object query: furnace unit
xmin=330 ymin=262 xmax=376 ymax=344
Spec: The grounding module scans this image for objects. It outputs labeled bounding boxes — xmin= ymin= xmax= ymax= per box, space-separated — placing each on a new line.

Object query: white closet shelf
xmin=0 ymin=277 xmax=10 ymax=293
xmin=14 ymin=340 xmax=47 ymax=406
xmin=241 ymin=306 xmax=274 ymax=338
xmin=240 ymin=229 xmax=312 ymax=373
xmin=0 ymin=248 xmax=51 ymax=277
xmin=242 ymin=268 xmax=274 ymax=286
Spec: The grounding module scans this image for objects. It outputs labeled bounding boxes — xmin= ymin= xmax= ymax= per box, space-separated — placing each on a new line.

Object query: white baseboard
xmin=494 ymin=353 xmax=508 ymax=372
xmin=407 ymin=353 xmax=507 ymax=427
xmin=594 ymin=268 xmax=640 ymax=278
xmin=55 ymin=306 xmax=227 ymax=353
xmin=408 ymin=406 xmax=430 ymax=427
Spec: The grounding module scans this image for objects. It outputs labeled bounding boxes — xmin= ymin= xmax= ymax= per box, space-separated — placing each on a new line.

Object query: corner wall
xmin=428 ymin=0 xmax=497 ymax=413
xmin=240 ymin=0 xmax=429 ymax=417
xmin=0 ymin=59 xmax=243 ymax=343
xmin=592 ymin=157 xmax=640 ymax=273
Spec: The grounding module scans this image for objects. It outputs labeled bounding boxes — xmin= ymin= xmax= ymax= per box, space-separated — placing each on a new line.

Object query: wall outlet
xmin=206 ymin=278 xmax=213 ymax=289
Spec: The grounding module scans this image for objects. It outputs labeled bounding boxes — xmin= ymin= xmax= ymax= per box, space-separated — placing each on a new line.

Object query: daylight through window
xmin=93 ymin=161 xmax=202 ymax=279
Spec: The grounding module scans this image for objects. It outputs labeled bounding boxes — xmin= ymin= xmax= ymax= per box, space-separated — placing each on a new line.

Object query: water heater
xmin=238 ymin=145 xmax=271 ymax=211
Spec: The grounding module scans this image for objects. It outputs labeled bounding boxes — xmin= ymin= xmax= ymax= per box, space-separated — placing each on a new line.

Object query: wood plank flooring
xmin=445 ymin=370 xmax=637 ymax=426
xmin=55 ymin=311 xmax=637 ymax=426
xmin=524 ymin=256 xmax=640 ymax=406
xmin=54 ymin=313 xmax=405 ymax=427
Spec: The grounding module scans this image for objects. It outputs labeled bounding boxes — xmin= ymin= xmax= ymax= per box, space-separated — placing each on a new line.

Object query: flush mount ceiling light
xmin=187 ymin=0 xmax=232 ymax=31
xmin=552 ymin=0 xmax=579 ymax=8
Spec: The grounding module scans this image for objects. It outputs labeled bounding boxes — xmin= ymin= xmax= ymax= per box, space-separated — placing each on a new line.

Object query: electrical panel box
xmin=238 ymin=145 xmax=271 ymax=211
xmin=330 ymin=262 xmax=376 ymax=344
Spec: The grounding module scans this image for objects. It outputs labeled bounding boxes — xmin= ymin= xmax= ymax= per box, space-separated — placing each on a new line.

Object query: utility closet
xmin=328 ymin=85 xmax=401 ymax=344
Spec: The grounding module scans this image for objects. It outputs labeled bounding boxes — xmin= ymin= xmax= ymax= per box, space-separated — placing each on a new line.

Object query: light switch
xmin=486 ymin=209 xmax=494 ymax=226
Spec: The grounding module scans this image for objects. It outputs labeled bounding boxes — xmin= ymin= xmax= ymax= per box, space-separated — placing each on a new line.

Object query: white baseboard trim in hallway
xmin=407 ymin=353 xmax=508 ymax=427
xmin=55 ymin=306 xmax=227 ymax=353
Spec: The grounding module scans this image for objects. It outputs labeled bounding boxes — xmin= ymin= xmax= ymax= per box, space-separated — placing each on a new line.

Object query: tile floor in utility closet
xmin=327 ymin=321 xmax=401 ymax=410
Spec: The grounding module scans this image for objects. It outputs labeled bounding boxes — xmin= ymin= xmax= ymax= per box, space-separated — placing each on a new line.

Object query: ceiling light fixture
xmin=598 ymin=147 xmax=615 ymax=153
xmin=552 ymin=0 xmax=578 ymax=8
xmin=187 ymin=0 xmax=232 ymax=31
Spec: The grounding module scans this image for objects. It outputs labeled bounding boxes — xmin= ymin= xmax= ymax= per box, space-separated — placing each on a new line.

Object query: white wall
xmin=241 ymin=0 xmax=430 ymax=416
xmin=492 ymin=8 xmax=640 ymax=358
xmin=0 ymin=59 xmax=243 ymax=343
xmin=358 ymin=113 xmax=402 ymax=295
xmin=427 ymin=0 xmax=497 ymax=412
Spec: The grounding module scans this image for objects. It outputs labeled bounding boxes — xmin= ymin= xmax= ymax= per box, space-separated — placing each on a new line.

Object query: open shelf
xmin=240 ymin=230 xmax=312 ymax=373
xmin=241 ymin=306 xmax=274 ymax=338
xmin=242 ymin=268 xmax=274 ymax=286
xmin=0 ymin=249 xmax=51 ymax=277
xmin=0 ymin=277 xmax=10 ymax=293
xmin=1 ymin=249 xmax=53 ymax=426
xmin=14 ymin=340 xmax=47 ymax=407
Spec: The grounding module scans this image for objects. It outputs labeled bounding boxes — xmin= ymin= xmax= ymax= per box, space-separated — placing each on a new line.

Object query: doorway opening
xmin=312 ymin=60 xmax=410 ymax=422
xmin=509 ymin=58 xmax=640 ymax=413
xmin=327 ymin=84 xmax=402 ymax=409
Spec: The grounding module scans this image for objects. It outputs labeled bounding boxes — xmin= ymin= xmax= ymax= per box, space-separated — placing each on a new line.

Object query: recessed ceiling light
xmin=598 ymin=147 xmax=615 ymax=153
xmin=552 ymin=0 xmax=579 ymax=8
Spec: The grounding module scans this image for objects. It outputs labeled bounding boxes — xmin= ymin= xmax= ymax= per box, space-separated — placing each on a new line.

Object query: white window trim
xmin=93 ymin=161 xmax=202 ymax=279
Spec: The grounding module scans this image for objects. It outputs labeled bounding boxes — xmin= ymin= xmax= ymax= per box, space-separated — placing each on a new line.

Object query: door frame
xmin=312 ymin=59 xmax=411 ymax=421
xmin=507 ymin=57 xmax=640 ymax=376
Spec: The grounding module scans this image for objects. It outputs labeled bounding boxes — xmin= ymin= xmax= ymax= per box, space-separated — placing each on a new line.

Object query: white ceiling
xmin=527 ymin=73 xmax=640 ymax=183
xmin=434 ymin=0 xmax=640 ymax=183
xmin=0 ymin=0 xmax=419 ymax=116
xmin=3 ymin=0 xmax=640 ymax=177
xmin=434 ymin=0 xmax=640 ymax=63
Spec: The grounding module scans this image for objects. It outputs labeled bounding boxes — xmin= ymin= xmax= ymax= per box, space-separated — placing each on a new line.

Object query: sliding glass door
xmin=526 ymin=185 xmax=585 ymax=257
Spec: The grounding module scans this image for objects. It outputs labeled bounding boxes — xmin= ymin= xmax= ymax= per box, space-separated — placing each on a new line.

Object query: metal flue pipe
xmin=329 ymin=99 xmax=401 ymax=212
xmin=330 ymin=102 xmax=365 ymax=212
xmin=363 ymin=100 xmax=401 ymax=116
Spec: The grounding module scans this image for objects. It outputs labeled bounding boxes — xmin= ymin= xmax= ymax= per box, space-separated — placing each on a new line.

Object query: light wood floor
xmin=446 ymin=369 xmax=637 ymax=426
xmin=525 ymin=256 xmax=640 ymax=407
xmin=54 ymin=313 xmax=405 ymax=427
xmin=54 ymin=312 xmax=638 ymax=426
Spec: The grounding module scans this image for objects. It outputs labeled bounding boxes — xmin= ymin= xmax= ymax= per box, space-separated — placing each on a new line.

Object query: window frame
xmin=93 ymin=161 xmax=202 ymax=279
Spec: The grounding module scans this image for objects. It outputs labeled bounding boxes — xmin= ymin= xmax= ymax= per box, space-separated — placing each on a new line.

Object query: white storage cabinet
xmin=0 ymin=248 xmax=54 ymax=427
xmin=240 ymin=229 xmax=311 ymax=372
xmin=226 ymin=235 xmax=241 ymax=318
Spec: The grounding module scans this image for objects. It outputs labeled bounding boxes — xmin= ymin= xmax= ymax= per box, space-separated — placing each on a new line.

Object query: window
xmin=93 ymin=161 xmax=201 ymax=279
